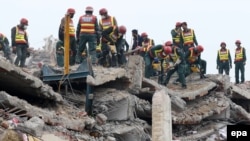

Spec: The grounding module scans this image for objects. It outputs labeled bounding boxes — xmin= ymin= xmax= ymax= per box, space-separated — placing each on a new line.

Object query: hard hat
xmin=163 ymin=46 xmax=172 ymax=54
xmin=99 ymin=8 xmax=108 ymax=15
xmin=165 ymin=41 xmax=172 ymax=46
xmin=85 ymin=6 xmax=93 ymax=12
xmin=141 ymin=32 xmax=148 ymax=38
xmin=118 ymin=25 xmax=127 ymax=34
xmin=196 ymin=45 xmax=204 ymax=52
xmin=175 ymin=22 xmax=182 ymax=27
xmin=67 ymin=8 xmax=75 ymax=14
xmin=235 ymin=40 xmax=241 ymax=44
xmin=20 ymin=18 xmax=28 ymax=25
xmin=220 ymin=42 xmax=226 ymax=46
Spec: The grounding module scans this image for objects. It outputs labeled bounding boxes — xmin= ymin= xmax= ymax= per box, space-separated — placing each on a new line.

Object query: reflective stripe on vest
xmin=188 ymin=47 xmax=199 ymax=63
xmin=235 ymin=47 xmax=243 ymax=61
xmin=80 ymin=15 xmax=96 ymax=34
xmin=100 ymin=16 xmax=115 ymax=30
xmin=15 ymin=27 xmax=27 ymax=44
xmin=69 ymin=19 xmax=75 ymax=37
xmin=182 ymin=29 xmax=194 ymax=45
xmin=169 ymin=47 xmax=179 ymax=62
xmin=173 ymin=29 xmax=180 ymax=43
xmin=218 ymin=49 xmax=229 ymax=61
xmin=142 ymin=39 xmax=153 ymax=52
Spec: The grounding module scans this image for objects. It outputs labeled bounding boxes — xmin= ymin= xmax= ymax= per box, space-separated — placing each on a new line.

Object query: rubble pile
xmin=1 ymin=36 xmax=250 ymax=141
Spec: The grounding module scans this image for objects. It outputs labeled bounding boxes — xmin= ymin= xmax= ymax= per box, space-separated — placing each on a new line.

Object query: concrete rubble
xmin=0 ymin=35 xmax=250 ymax=140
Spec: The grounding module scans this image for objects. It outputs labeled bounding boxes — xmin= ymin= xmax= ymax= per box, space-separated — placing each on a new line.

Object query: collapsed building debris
xmin=0 ymin=36 xmax=250 ymax=140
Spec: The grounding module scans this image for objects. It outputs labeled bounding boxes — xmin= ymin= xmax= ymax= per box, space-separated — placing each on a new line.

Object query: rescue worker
xmin=216 ymin=42 xmax=232 ymax=75
xmin=131 ymin=29 xmax=143 ymax=54
xmin=234 ymin=40 xmax=246 ymax=84
xmin=0 ymin=33 xmax=13 ymax=63
xmin=163 ymin=41 xmax=187 ymax=89
xmin=171 ymin=22 xmax=182 ymax=48
xmin=139 ymin=32 xmax=155 ymax=59
xmin=59 ymin=8 xmax=77 ymax=65
xmin=186 ymin=45 xmax=207 ymax=79
xmin=117 ymin=38 xmax=129 ymax=66
xmin=76 ymin=6 xmax=100 ymax=65
xmin=98 ymin=8 xmax=119 ymax=67
xmin=144 ymin=44 xmax=172 ymax=78
xmin=180 ymin=22 xmax=198 ymax=53
xmin=55 ymin=40 xmax=64 ymax=67
xmin=11 ymin=18 xmax=29 ymax=67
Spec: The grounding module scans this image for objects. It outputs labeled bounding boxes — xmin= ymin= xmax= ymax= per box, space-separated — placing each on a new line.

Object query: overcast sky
xmin=1 ymin=0 xmax=249 ymax=82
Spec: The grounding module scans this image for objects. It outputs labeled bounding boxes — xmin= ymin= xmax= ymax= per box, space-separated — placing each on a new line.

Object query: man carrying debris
xmin=0 ymin=33 xmax=13 ymax=63
xmin=171 ymin=22 xmax=183 ymax=49
xmin=98 ymin=8 xmax=120 ymax=67
xmin=163 ymin=41 xmax=187 ymax=89
xmin=216 ymin=42 xmax=232 ymax=75
xmin=234 ymin=40 xmax=246 ymax=84
xmin=11 ymin=18 xmax=29 ymax=67
xmin=76 ymin=6 xmax=100 ymax=65
xmin=186 ymin=45 xmax=207 ymax=79
xmin=144 ymin=44 xmax=172 ymax=78
xmin=180 ymin=22 xmax=198 ymax=53
xmin=59 ymin=8 xmax=77 ymax=65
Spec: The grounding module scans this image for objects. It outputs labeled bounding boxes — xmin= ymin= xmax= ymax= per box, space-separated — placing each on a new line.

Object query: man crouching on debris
xmin=0 ymin=33 xmax=13 ymax=63
xmin=11 ymin=18 xmax=29 ymax=68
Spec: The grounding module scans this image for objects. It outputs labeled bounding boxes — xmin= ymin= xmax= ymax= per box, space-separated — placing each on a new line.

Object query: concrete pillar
xmin=152 ymin=89 xmax=172 ymax=141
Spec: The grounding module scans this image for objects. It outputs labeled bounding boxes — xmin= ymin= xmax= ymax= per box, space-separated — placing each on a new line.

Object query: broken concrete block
xmin=96 ymin=113 xmax=108 ymax=125
xmin=21 ymin=116 xmax=45 ymax=137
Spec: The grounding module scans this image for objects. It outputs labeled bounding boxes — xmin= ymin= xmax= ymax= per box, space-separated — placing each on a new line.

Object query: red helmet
xmin=118 ymin=25 xmax=127 ymax=34
xmin=235 ymin=40 xmax=241 ymax=44
xmin=165 ymin=41 xmax=172 ymax=46
xmin=220 ymin=42 xmax=226 ymax=46
xmin=175 ymin=22 xmax=182 ymax=27
xmin=99 ymin=8 xmax=107 ymax=15
xmin=163 ymin=46 xmax=172 ymax=54
xmin=20 ymin=18 xmax=28 ymax=25
xmin=67 ymin=8 xmax=75 ymax=14
xmin=141 ymin=32 xmax=148 ymax=38
xmin=85 ymin=6 xmax=93 ymax=12
xmin=196 ymin=45 xmax=204 ymax=52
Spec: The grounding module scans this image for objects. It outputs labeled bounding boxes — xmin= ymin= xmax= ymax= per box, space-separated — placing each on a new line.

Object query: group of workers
xmin=57 ymin=7 xmax=129 ymax=68
xmin=0 ymin=7 xmax=246 ymax=86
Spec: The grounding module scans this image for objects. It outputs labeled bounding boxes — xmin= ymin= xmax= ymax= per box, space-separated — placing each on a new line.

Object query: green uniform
xmin=217 ymin=48 xmax=232 ymax=75
xmin=186 ymin=47 xmax=206 ymax=78
xmin=0 ymin=33 xmax=12 ymax=63
xmin=234 ymin=47 xmax=246 ymax=84
xmin=56 ymin=40 xmax=64 ymax=67
xmin=171 ymin=28 xmax=182 ymax=48
xmin=180 ymin=29 xmax=198 ymax=53
xmin=145 ymin=44 xmax=168 ymax=78
xmin=76 ymin=13 xmax=100 ymax=64
xmin=163 ymin=46 xmax=187 ymax=88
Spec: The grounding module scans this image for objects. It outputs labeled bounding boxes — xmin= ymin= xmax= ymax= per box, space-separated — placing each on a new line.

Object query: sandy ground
xmin=41 ymin=134 xmax=68 ymax=141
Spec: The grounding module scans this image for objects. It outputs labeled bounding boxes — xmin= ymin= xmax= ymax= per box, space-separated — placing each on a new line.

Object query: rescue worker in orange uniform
xmin=171 ymin=22 xmax=182 ymax=48
xmin=139 ymin=32 xmax=155 ymax=59
xmin=11 ymin=18 xmax=29 ymax=67
xmin=59 ymin=8 xmax=77 ymax=65
xmin=186 ymin=45 xmax=207 ymax=79
xmin=180 ymin=22 xmax=198 ymax=53
xmin=99 ymin=8 xmax=119 ymax=67
xmin=234 ymin=40 xmax=246 ymax=84
xmin=76 ymin=6 xmax=100 ymax=65
xmin=216 ymin=42 xmax=232 ymax=75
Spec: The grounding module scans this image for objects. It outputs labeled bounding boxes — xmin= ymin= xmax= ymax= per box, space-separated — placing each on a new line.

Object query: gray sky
xmin=1 ymin=0 xmax=249 ymax=81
